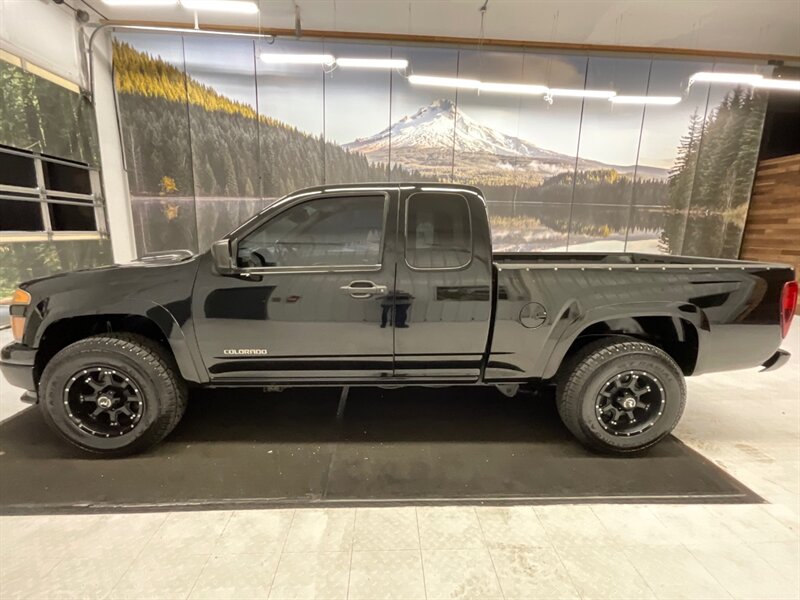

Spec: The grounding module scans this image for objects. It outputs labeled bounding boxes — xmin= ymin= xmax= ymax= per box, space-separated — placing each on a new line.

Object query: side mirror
xmin=210 ymin=239 xmax=236 ymax=274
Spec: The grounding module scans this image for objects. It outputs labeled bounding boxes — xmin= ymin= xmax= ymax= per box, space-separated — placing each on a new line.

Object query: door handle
xmin=340 ymin=280 xmax=388 ymax=299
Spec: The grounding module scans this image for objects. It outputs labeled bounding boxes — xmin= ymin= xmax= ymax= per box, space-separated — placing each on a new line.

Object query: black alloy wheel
xmin=594 ymin=370 xmax=665 ymax=437
xmin=63 ymin=367 xmax=145 ymax=437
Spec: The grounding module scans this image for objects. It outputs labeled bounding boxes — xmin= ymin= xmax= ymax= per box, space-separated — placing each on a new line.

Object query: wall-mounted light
xmin=181 ymin=0 xmax=259 ymax=14
xmin=754 ymin=78 xmax=800 ymax=92
xmin=102 ymin=0 xmax=177 ymax=5
xmin=610 ymin=95 xmax=682 ymax=105
xmin=260 ymin=53 xmax=335 ymax=65
xmin=408 ymin=75 xmax=481 ymax=89
xmin=479 ymin=82 xmax=548 ymax=95
xmin=409 ymin=75 xmax=549 ymax=95
xmin=689 ymin=72 xmax=764 ymax=85
xmin=335 ymin=58 xmax=409 ymax=69
xmin=547 ymin=88 xmax=617 ymax=99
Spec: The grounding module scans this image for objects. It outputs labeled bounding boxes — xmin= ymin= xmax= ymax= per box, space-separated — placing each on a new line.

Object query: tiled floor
xmin=0 ymin=327 xmax=798 ymax=599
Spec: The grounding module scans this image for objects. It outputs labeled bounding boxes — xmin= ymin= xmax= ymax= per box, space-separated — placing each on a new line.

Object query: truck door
xmin=393 ymin=189 xmax=493 ymax=380
xmin=192 ymin=191 xmax=397 ymax=381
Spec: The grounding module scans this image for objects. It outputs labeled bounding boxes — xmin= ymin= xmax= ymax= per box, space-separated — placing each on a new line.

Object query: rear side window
xmin=406 ymin=192 xmax=472 ymax=269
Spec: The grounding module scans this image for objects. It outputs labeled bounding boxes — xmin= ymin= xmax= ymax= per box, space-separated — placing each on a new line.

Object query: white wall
xmin=0 ymin=0 xmax=136 ymax=262
xmin=91 ymin=29 xmax=137 ymax=263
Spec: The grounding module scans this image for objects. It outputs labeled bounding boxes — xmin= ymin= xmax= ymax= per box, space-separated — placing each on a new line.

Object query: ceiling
xmin=78 ymin=0 xmax=800 ymax=59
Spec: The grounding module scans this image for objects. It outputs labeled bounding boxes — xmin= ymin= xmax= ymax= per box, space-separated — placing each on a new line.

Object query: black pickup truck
xmin=2 ymin=183 xmax=796 ymax=456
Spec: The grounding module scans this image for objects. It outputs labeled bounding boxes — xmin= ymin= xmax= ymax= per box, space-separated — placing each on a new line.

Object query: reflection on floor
xmin=0 ymin=327 xmax=798 ymax=599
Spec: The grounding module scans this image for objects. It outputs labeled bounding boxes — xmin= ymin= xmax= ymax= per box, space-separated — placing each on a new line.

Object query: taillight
xmin=781 ymin=280 xmax=798 ymax=338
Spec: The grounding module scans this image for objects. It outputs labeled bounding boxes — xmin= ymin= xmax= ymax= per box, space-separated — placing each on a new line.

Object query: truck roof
xmin=286 ymin=182 xmax=485 ymax=198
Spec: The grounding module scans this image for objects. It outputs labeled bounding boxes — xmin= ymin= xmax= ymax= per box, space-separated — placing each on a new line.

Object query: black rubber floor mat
xmin=0 ymin=387 xmax=761 ymax=514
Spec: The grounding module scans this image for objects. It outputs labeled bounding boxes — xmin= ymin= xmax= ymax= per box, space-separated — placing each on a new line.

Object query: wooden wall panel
xmin=740 ymin=153 xmax=800 ymax=309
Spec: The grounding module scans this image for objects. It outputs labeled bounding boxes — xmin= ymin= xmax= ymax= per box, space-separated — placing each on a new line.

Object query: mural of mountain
xmin=111 ymin=35 xmax=765 ymax=260
xmin=344 ymin=98 xmax=668 ymax=186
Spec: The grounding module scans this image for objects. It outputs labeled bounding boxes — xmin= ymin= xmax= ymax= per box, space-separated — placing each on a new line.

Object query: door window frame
xmin=231 ymin=190 xmax=392 ymax=275
xmin=403 ymin=191 xmax=473 ymax=271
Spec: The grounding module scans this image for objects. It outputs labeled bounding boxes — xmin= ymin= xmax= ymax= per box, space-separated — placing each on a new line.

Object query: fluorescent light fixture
xmin=689 ymin=71 xmax=764 ymax=85
xmin=336 ymin=57 xmax=408 ymax=69
xmin=754 ymin=78 xmax=800 ymax=91
xmin=409 ymin=75 xmax=481 ymax=89
xmin=610 ymin=95 xmax=682 ymax=105
xmin=409 ymin=75 xmax=547 ymax=95
xmin=181 ymin=0 xmax=259 ymax=14
xmin=547 ymin=88 xmax=617 ymax=99
xmin=102 ymin=0 xmax=176 ymax=5
xmin=479 ymin=81 xmax=548 ymax=95
xmin=260 ymin=53 xmax=335 ymax=65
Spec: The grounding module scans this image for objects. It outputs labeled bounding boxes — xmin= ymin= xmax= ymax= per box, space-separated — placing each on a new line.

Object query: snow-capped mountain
xmin=343 ymin=98 xmax=667 ymax=183
xmin=345 ymin=98 xmax=562 ymax=160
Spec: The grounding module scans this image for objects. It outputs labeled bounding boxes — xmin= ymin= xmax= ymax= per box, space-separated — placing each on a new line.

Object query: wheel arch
xmin=33 ymin=307 xmax=203 ymax=386
xmin=542 ymin=304 xmax=706 ymax=380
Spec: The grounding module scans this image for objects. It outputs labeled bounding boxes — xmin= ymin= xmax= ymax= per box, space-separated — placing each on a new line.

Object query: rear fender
xmin=539 ymin=300 xmax=708 ymax=379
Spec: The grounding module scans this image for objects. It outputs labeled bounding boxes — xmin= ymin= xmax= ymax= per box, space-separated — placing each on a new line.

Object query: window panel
xmin=567 ymin=204 xmax=629 ymax=252
xmin=627 ymin=206 xmax=674 ymax=254
xmin=573 ymin=57 xmax=651 ymax=205
xmin=0 ymin=151 xmax=37 ymax=188
xmin=237 ymin=195 xmax=385 ymax=268
xmin=680 ymin=61 xmax=773 ymax=258
xmin=515 ymin=54 xmax=587 ymax=204
xmin=113 ymin=33 xmax=198 ymax=255
xmin=406 ymin=192 xmax=471 ymax=268
xmin=324 ymin=41 xmax=391 ymax=184
xmin=633 ymin=59 xmax=712 ymax=209
xmin=0 ymin=199 xmax=44 ymax=231
xmin=452 ymin=50 xmax=525 ymax=203
xmin=43 ymin=161 xmax=92 ymax=195
xmin=491 ymin=203 xmax=571 ymax=252
xmin=48 ymin=203 xmax=97 ymax=231
xmin=257 ymin=38 xmax=325 ymax=198
xmin=389 ymin=45 xmax=458 ymax=183
xmin=184 ymin=35 xmax=260 ymax=251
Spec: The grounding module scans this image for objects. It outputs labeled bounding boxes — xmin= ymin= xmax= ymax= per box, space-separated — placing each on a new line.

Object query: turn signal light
xmin=781 ymin=280 xmax=798 ymax=338
xmin=9 ymin=288 xmax=31 ymax=342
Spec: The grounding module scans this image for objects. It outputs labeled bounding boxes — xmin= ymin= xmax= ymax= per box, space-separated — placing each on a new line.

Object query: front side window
xmin=236 ymin=195 xmax=385 ymax=268
xmin=406 ymin=192 xmax=472 ymax=269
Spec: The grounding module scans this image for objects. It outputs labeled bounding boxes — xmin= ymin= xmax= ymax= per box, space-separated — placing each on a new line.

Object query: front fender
xmin=31 ymin=299 xmax=204 ymax=384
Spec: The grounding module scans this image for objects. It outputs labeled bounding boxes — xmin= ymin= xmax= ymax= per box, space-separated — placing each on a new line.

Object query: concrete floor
xmin=0 ymin=327 xmax=798 ymax=599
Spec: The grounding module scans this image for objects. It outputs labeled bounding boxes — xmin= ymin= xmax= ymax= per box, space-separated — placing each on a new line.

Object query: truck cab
xmin=197 ymin=183 xmax=492 ymax=383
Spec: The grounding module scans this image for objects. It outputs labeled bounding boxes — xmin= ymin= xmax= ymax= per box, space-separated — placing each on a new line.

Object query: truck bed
xmin=488 ymin=251 xmax=794 ymax=382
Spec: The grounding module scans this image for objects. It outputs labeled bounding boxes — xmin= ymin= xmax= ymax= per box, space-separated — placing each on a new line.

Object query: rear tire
xmin=39 ymin=333 xmax=187 ymax=457
xmin=556 ymin=337 xmax=686 ymax=453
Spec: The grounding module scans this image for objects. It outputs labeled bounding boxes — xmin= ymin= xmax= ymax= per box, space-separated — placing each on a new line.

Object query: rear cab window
xmin=405 ymin=192 xmax=472 ymax=269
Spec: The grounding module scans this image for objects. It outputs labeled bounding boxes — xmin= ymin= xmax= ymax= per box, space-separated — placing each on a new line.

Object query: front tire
xmin=39 ymin=333 xmax=187 ymax=456
xmin=556 ymin=337 xmax=686 ymax=453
